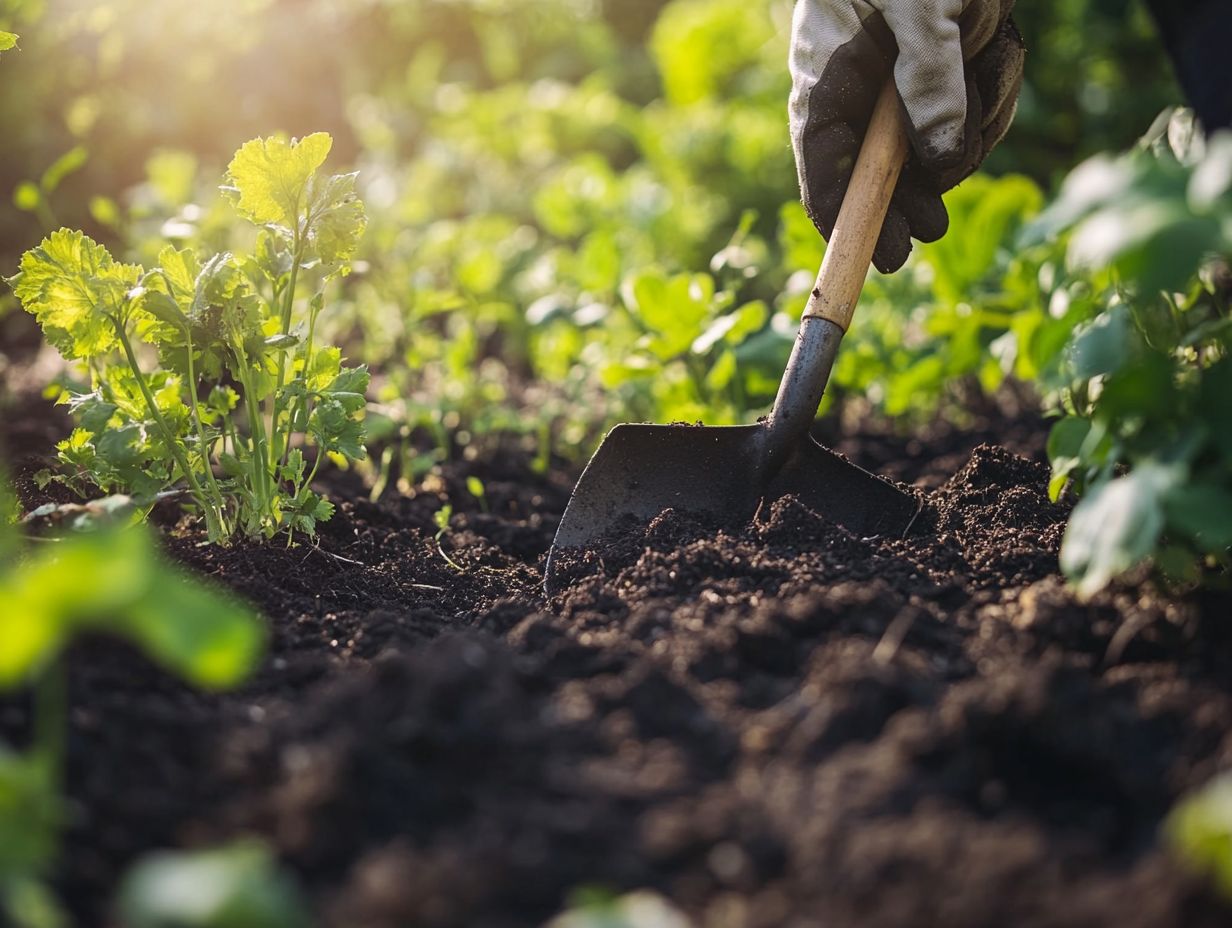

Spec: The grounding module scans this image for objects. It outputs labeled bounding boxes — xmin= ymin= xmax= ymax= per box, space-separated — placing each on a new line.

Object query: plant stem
xmin=280 ymin=289 xmax=326 ymax=472
xmin=270 ymin=227 xmax=304 ymax=464
xmin=231 ymin=338 xmax=275 ymax=532
xmin=112 ymin=318 xmax=224 ymax=541
xmin=184 ymin=331 xmax=231 ymax=537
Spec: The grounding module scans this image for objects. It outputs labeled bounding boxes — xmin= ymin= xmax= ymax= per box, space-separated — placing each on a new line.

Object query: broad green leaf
xmin=0 ymin=32 xmax=18 ymax=53
xmin=1060 ymin=462 xmax=1177 ymax=598
xmin=0 ymin=529 xmax=262 ymax=690
xmin=1067 ymin=305 xmax=1134 ymax=381
xmin=117 ymin=842 xmax=309 ymax=928
xmin=121 ymin=568 xmax=264 ymax=690
xmin=10 ymin=230 xmax=141 ymax=360
xmin=323 ymin=365 xmax=369 ymax=409
xmin=0 ymin=530 xmax=151 ymax=686
xmin=227 ymin=133 xmax=333 ymax=227
xmin=1164 ymin=484 xmax=1232 ymax=554
xmin=623 ymin=269 xmax=714 ymax=359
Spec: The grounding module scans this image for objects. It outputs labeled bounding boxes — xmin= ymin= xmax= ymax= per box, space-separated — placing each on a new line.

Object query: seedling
xmin=432 ymin=503 xmax=465 ymax=571
xmin=8 ymin=133 xmax=369 ymax=544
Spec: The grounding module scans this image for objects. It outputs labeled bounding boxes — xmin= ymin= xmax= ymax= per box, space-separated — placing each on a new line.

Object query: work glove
xmin=790 ymin=0 xmax=1026 ymax=272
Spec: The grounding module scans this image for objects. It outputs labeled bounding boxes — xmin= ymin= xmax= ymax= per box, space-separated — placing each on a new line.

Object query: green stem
xmin=184 ymin=330 xmax=231 ymax=537
xmin=231 ymin=337 xmax=275 ymax=531
xmin=270 ymin=228 xmax=304 ymax=464
xmin=280 ymin=290 xmax=325 ymax=471
xmin=113 ymin=318 xmax=223 ymax=540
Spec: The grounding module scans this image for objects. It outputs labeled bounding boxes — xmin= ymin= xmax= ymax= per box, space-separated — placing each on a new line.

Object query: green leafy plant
xmin=0 ymin=31 xmax=17 ymax=54
xmin=8 ymin=133 xmax=369 ymax=543
xmin=1032 ymin=110 xmax=1232 ymax=596
xmin=0 ymin=502 xmax=264 ymax=927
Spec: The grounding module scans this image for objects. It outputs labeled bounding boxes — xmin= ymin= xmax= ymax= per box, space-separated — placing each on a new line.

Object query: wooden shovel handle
xmin=802 ymin=81 xmax=910 ymax=332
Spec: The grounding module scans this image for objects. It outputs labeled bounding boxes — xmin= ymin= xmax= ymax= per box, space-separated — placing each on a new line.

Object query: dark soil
xmin=4 ymin=385 xmax=1232 ymax=928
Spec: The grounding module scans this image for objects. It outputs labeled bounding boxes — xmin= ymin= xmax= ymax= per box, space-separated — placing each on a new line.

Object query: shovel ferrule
xmin=759 ymin=315 xmax=844 ymax=472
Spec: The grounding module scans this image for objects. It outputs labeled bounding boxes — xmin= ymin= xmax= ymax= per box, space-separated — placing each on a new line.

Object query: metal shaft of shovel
xmin=545 ymin=82 xmax=917 ymax=595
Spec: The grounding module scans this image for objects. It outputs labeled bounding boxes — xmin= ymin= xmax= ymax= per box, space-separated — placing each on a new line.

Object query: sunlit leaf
xmin=226 ymin=133 xmax=333 ymax=227
xmin=9 ymin=229 xmax=141 ymax=359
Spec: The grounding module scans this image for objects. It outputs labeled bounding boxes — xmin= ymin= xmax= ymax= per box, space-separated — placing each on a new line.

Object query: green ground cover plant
xmin=1033 ymin=111 xmax=1232 ymax=595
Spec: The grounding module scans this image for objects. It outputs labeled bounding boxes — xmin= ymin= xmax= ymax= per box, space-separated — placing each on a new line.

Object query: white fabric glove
xmin=790 ymin=0 xmax=1025 ymax=271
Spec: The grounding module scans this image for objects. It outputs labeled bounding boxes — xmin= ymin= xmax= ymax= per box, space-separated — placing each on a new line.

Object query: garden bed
xmin=5 ymin=391 xmax=1232 ymax=928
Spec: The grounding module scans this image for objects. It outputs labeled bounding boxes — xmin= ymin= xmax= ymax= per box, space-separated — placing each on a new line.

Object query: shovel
xmin=545 ymin=81 xmax=920 ymax=595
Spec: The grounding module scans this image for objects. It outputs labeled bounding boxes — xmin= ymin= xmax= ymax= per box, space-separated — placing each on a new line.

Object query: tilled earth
xmin=4 ymin=396 xmax=1232 ymax=928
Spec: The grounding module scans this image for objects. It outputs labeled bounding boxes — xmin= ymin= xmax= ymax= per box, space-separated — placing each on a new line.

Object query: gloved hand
xmin=790 ymin=0 xmax=1026 ymax=272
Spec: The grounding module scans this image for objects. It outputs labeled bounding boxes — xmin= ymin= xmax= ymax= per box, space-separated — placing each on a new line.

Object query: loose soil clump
xmin=3 ymin=398 xmax=1232 ymax=928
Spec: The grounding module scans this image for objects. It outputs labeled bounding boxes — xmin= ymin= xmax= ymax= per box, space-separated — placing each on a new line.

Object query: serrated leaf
xmin=0 ymin=32 xmax=18 ymax=53
xmin=310 ymin=402 xmax=366 ymax=460
xmin=309 ymin=172 xmax=367 ymax=266
xmin=304 ymin=346 xmax=342 ymax=392
xmin=157 ymin=246 xmax=200 ymax=302
xmin=226 ymin=133 xmax=333 ymax=227
xmin=11 ymin=229 xmax=141 ymax=359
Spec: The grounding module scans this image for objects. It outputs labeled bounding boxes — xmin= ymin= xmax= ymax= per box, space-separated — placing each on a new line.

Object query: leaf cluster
xmin=1036 ymin=110 xmax=1232 ymax=596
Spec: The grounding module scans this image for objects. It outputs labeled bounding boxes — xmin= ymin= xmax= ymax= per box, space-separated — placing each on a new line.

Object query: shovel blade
xmin=545 ymin=423 xmax=919 ymax=594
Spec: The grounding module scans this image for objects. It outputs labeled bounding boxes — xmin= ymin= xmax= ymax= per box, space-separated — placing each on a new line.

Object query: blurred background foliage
xmin=0 ymin=0 xmax=1185 ymax=477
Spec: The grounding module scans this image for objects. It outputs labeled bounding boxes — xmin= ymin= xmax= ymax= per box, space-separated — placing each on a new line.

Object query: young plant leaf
xmin=10 ymin=229 xmax=141 ymax=359
xmin=226 ymin=133 xmax=333 ymax=227
xmin=1060 ymin=462 xmax=1176 ymax=598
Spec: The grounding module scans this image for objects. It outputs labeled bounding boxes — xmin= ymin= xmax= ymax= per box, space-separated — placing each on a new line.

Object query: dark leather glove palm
xmin=790 ymin=0 xmax=1026 ymax=272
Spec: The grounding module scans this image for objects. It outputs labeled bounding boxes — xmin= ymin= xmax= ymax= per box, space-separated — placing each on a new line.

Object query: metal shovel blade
xmin=543 ymin=422 xmax=918 ymax=595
